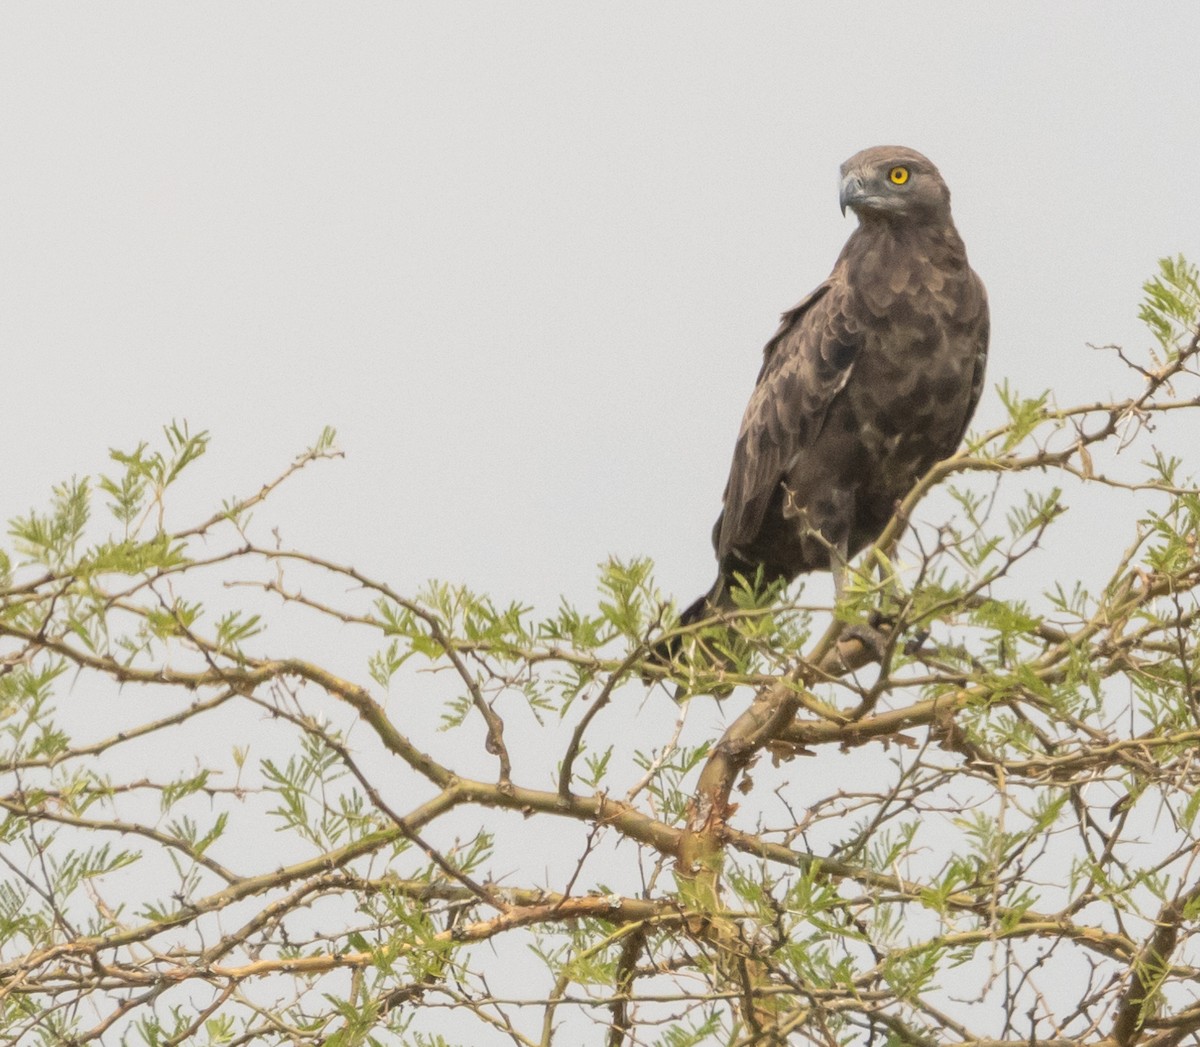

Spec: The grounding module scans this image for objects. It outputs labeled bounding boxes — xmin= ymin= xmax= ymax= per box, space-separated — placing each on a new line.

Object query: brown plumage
xmin=669 ymin=145 xmax=989 ymax=650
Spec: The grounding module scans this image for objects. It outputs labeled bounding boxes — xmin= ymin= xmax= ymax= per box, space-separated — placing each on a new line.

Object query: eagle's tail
xmin=645 ymin=581 xmax=732 ymax=671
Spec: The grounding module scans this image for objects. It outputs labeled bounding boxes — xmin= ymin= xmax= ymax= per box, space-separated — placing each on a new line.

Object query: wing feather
xmin=958 ymin=281 xmax=990 ymax=444
xmin=715 ymin=279 xmax=862 ymax=560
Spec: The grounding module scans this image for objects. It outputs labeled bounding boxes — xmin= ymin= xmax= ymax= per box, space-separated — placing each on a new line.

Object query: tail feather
xmin=679 ymin=591 xmax=717 ymax=629
xmin=645 ymin=570 xmax=791 ymax=690
xmin=647 ymin=582 xmax=730 ymax=668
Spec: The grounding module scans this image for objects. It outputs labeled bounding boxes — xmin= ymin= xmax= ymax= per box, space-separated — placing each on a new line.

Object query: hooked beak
xmin=839 ymin=171 xmax=865 ymax=216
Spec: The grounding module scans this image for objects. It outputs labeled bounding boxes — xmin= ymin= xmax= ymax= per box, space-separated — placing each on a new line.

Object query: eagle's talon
xmin=838 ymin=622 xmax=892 ymax=665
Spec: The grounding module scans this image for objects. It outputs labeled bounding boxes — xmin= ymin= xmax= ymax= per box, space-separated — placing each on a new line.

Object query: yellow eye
xmin=889 ymin=166 xmax=910 ymax=185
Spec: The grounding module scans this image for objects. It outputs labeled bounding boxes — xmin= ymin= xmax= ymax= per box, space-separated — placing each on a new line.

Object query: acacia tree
xmin=3 ymin=259 xmax=1200 ymax=1047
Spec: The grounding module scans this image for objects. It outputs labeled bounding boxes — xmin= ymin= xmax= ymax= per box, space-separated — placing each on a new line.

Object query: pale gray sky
xmin=4 ymin=4 xmax=1199 ymax=616
xmin=3 ymin=3 xmax=1198 ymax=609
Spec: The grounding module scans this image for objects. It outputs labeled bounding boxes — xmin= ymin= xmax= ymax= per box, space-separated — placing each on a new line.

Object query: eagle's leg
xmin=837 ymin=619 xmax=891 ymax=667
xmin=792 ymin=492 xmax=891 ymax=664
xmin=829 ymin=534 xmax=892 ymax=666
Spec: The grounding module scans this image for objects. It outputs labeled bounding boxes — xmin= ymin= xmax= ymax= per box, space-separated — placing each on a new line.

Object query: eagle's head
xmin=839 ymin=146 xmax=952 ymax=224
